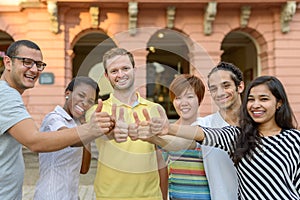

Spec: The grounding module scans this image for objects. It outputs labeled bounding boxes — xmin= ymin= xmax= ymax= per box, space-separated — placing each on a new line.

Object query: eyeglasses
xmin=9 ymin=56 xmax=47 ymax=72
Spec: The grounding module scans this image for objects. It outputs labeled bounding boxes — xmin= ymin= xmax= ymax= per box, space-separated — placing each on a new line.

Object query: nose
xmin=251 ymin=99 xmax=261 ymax=108
xmin=80 ymin=98 xmax=91 ymax=109
xmin=215 ymin=87 xmax=226 ymax=97
xmin=29 ymin=63 xmax=39 ymax=72
xmin=180 ymin=98 xmax=189 ymax=105
xmin=116 ymin=69 xmax=125 ymax=77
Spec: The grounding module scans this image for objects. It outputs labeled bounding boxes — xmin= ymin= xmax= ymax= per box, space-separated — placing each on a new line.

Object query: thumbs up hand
xmin=89 ymin=99 xmax=115 ymax=137
xmin=129 ymin=106 xmax=169 ymax=141
xmin=111 ymin=104 xmax=129 ymax=143
xmin=128 ymin=109 xmax=152 ymax=141
xmin=149 ymin=106 xmax=169 ymax=136
xmin=128 ymin=112 xmax=140 ymax=141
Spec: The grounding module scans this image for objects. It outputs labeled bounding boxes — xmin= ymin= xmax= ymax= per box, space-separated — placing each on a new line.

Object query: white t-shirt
xmin=195 ymin=112 xmax=238 ymax=200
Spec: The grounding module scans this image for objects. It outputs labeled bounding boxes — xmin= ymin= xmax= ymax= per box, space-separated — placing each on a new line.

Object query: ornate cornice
xmin=89 ymin=6 xmax=99 ymax=28
xmin=281 ymin=1 xmax=297 ymax=33
xmin=166 ymin=6 xmax=176 ymax=29
xmin=240 ymin=6 xmax=251 ymax=28
xmin=128 ymin=1 xmax=138 ymax=36
xmin=204 ymin=1 xmax=217 ymax=36
xmin=47 ymin=1 xmax=59 ymax=34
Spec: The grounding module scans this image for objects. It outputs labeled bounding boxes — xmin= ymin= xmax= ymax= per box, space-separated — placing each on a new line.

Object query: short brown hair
xmin=169 ymin=74 xmax=205 ymax=105
xmin=102 ymin=47 xmax=135 ymax=72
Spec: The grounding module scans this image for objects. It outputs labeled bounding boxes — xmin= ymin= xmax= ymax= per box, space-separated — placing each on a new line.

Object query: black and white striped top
xmin=200 ymin=126 xmax=300 ymax=200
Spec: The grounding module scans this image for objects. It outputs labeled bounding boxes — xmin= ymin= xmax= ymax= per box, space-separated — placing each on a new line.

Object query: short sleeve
xmin=0 ymin=86 xmax=31 ymax=134
xmin=40 ymin=113 xmax=68 ymax=132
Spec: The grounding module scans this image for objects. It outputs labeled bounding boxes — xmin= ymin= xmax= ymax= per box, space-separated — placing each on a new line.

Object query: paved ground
xmin=22 ymin=147 xmax=97 ymax=200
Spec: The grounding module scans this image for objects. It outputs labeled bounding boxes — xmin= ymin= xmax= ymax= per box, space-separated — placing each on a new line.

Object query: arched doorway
xmin=221 ymin=31 xmax=258 ymax=86
xmin=72 ymin=32 xmax=116 ymax=98
xmin=146 ymin=29 xmax=190 ymax=119
xmin=0 ymin=31 xmax=14 ymax=76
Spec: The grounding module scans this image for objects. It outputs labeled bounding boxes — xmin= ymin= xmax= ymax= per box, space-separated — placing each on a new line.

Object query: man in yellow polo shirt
xmin=86 ymin=47 xmax=168 ymax=200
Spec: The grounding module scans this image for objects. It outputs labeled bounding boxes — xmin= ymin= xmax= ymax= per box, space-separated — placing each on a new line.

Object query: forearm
xmin=156 ymin=148 xmax=168 ymax=200
xmin=80 ymin=144 xmax=91 ymax=174
xmin=168 ymin=124 xmax=204 ymax=141
xmin=148 ymin=135 xmax=195 ymax=151
xmin=10 ymin=109 xmax=111 ymax=152
xmin=29 ymin=128 xmax=82 ymax=152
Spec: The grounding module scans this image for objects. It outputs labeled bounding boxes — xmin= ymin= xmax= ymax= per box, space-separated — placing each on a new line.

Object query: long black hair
xmin=233 ymin=76 xmax=297 ymax=165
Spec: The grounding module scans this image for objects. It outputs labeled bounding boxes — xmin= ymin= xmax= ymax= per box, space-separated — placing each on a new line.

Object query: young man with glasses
xmin=0 ymin=40 xmax=114 ymax=199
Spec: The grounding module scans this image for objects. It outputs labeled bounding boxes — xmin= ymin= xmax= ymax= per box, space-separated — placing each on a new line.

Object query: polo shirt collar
xmin=107 ymin=92 xmax=148 ymax=108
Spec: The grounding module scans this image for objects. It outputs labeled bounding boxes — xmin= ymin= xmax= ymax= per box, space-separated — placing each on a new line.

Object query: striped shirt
xmin=165 ymin=147 xmax=211 ymax=200
xmin=34 ymin=106 xmax=83 ymax=200
xmin=201 ymin=126 xmax=300 ymax=200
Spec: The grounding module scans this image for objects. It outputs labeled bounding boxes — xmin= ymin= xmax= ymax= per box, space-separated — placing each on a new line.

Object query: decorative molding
xmin=128 ymin=1 xmax=138 ymax=36
xmin=166 ymin=6 xmax=176 ymax=29
xmin=203 ymin=1 xmax=217 ymax=35
xmin=240 ymin=6 xmax=251 ymax=28
xmin=47 ymin=1 xmax=59 ymax=34
xmin=281 ymin=1 xmax=297 ymax=33
xmin=89 ymin=6 xmax=99 ymax=28
xmin=20 ymin=1 xmax=43 ymax=8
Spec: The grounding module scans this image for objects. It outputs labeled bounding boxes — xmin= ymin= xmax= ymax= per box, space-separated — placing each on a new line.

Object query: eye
xmin=35 ymin=62 xmax=44 ymax=67
xmin=247 ymin=97 xmax=254 ymax=102
xmin=23 ymin=58 xmax=34 ymax=66
xmin=260 ymin=97 xmax=269 ymax=101
xmin=209 ymin=87 xmax=217 ymax=93
xmin=88 ymin=99 xmax=95 ymax=105
xmin=224 ymin=83 xmax=231 ymax=89
xmin=175 ymin=96 xmax=181 ymax=100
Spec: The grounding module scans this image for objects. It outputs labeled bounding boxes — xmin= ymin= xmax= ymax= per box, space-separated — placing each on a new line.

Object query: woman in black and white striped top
xmin=168 ymin=76 xmax=300 ymax=200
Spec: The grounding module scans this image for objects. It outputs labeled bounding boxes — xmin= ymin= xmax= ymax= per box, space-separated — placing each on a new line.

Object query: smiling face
xmin=65 ymin=83 xmax=96 ymax=119
xmin=247 ymin=84 xmax=282 ymax=127
xmin=4 ymin=45 xmax=43 ymax=94
xmin=173 ymin=87 xmax=199 ymax=125
xmin=208 ymin=70 xmax=243 ymax=111
xmin=105 ymin=55 xmax=135 ymax=91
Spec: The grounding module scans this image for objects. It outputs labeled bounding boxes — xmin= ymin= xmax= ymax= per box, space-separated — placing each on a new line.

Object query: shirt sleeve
xmin=0 ymin=87 xmax=31 ymax=134
xmin=40 ymin=114 xmax=67 ymax=132
xmin=201 ymin=126 xmax=239 ymax=155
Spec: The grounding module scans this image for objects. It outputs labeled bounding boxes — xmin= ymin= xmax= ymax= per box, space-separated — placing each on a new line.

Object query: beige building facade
xmin=1 ymin=0 xmax=300 ymax=124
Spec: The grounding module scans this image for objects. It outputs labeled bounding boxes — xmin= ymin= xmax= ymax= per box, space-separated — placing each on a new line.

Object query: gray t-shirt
xmin=0 ymin=80 xmax=31 ymax=200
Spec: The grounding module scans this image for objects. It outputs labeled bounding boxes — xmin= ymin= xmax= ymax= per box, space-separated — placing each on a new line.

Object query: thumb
xmin=111 ymin=104 xmax=117 ymax=120
xmin=142 ymin=109 xmax=151 ymax=121
xmin=133 ymin=111 xmax=140 ymax=124
xmin=95 ymin=99 xmax=103 ymax=113
xmin=157 ymin=106 xmax=166 ymax=119
xmin=118 ymin=107 xmax=125 ymax=121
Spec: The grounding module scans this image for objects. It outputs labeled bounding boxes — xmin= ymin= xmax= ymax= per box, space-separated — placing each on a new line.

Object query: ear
xmin=3 ymin=56 xmax=12 ymax=71
xmin=276 ymin=100 xmax=283 ymax=109
xmin=237 ymin=81 xmax=245 ymax=94
xmin=65 ymin=90 xmax=71 ymax=96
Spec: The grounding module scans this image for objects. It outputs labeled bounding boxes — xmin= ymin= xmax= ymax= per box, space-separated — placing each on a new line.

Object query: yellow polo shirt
xmin=86 ymin=93 xmax=164 ymax=200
